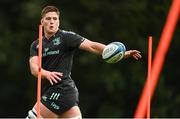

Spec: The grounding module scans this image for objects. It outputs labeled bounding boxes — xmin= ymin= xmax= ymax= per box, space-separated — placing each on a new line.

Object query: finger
xmin=52 ymin=73 xmax=61 ymax=80
xmin=51 ymin=76 xmax=58 ymax=82
xmin=133 ymin=54 xmax=140 ymax=60
xmin=54 ymin=72 xmax=63 ymax=77
xmin=137 ymin=54 xmax=142 ymax=58
xmin=136 ymin=53 xmax=142 ymax=58
xmin=53 ymin=74 xmax=61 ymax=81
xmin=51 ymin=76 xmax=58 ymax=84
xmin=49 ymin=79 xmax=53 ymax=85
xmin=47 ymin=75 xmax=54 ymax=85
xmin=133 ymin=50 xmax=141 ymax=54
xmin=132 ymin=52 xmax=141 ymax=58
xmin=133 ymin=55 xmax=139 ymax=60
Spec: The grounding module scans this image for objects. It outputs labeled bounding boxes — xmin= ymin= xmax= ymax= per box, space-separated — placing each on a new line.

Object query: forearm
xmin=80 ymin=39 xmax=106 ymax=55
xmin=29 ymin=56 xmax=63 ymax=85
xmin=30 ymin=64 xmax=48 ymax=79
xmin=91 ymin=42 xmax=106 ymax=55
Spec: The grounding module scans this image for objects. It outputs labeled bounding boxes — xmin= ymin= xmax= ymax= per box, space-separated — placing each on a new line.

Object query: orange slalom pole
xmin=147 ymin=36 xmax=152 ymax=118
xmin=37 ymin=24 xmax=43 ymax=118
xmin=134 ymin=0 xmax=180 ymax=118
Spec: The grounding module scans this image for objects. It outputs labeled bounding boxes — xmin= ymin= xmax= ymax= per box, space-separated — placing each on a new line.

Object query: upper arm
xmin=29 ymin=56 xmax=38 ymax=63
xmin=29 ymin=40 xmax=38 ymax=68
xmin=29 ymin=56 xmax=38 ymax=70
xmin=79 ymin=39 xmax=93 ymax=51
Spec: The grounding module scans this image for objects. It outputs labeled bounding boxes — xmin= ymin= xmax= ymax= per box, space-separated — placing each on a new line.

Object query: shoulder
xmin=60 ymin=29 xmax=85 ymax=41
xmin=31 ymin=40 xmax=38 ymax=46
xmin=31 ymin=36 xmax=46 ymax=48
xmin=30 ymin=39 xmax=39 ymax=50
xmin=60 ymin=30 xmax=77 ymax=36
xmin=31 ymin=40 xmax=38 ymax=44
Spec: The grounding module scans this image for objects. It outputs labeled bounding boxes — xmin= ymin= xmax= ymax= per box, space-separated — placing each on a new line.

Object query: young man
xmin=26 ymin=6 xmax=142 ymax=118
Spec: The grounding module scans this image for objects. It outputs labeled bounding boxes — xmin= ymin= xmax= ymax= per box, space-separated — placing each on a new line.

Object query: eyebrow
xmin=45 ymin=17 xmax=58 ymax=20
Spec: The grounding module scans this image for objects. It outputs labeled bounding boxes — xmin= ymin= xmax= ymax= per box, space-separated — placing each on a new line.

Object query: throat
xmin=45 ymin=33 xmax=55 ymax=40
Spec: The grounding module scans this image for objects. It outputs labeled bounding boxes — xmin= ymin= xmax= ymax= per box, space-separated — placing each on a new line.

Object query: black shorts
xmin=41 ymin=83 xmax=79 ymax=115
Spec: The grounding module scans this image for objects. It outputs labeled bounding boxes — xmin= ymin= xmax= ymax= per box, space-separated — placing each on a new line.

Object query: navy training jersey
xmin=30 ymin=30 xmax=85 ymax=91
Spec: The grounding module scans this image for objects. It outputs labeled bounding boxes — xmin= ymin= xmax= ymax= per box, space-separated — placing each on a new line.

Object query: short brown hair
xmin=41 ymin=6 xmax=60 ymax=18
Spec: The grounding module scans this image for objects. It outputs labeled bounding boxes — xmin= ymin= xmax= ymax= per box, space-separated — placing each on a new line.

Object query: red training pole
xmin=147 ymin=36 xmax=152 ymax=118
xmin=37 ymin=24 xmax=43 ymax=118
xmin=134 ymin=0 xmax=180 ymax=118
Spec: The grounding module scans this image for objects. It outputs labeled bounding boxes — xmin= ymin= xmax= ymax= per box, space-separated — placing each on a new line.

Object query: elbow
xmin=30 ymin=68 xmax=38 ymax=77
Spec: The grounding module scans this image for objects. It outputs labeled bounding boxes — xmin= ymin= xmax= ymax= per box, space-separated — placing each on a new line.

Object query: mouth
xmin=50 ymin=26 xmax=54 ymax=29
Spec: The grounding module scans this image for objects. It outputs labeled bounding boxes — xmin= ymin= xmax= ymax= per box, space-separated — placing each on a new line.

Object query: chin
xmin=47 ymin=29 xmax=57 ymax=34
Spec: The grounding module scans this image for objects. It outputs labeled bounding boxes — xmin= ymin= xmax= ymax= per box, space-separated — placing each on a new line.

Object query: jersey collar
xmin=44 ymin=29 xmax=60 ymax=42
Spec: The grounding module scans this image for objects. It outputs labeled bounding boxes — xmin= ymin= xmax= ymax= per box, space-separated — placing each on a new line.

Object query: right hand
xmin=45 ymin=71 xmax=63 ymax=85
xmin=124 ymin=50 xmax=142 ymax=60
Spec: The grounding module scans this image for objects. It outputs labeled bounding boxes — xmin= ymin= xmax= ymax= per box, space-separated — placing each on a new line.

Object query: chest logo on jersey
xmin=44 ymin=48 xmax=49 ymax=52
xmin=53 ymin=37 xmax=61 ymax=46
xmin=42 ymin=48 xmax=59 ymax=57
xmin=36 ymin=44 xmax=39 ymax=49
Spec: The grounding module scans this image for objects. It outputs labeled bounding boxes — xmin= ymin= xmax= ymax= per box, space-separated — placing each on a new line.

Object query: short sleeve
xmin=30 ymin=40 xmax=38 ymax=57
xmin=63 ymin=31 xmax=85 ymax=50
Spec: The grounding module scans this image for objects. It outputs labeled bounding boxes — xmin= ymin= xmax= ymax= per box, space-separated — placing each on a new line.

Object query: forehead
xmin=43 ymin=12 xmax=59 ymax=18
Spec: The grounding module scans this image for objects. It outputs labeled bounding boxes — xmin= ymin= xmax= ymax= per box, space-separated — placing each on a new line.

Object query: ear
xmin=41 ymin=19 xmax=43 ymax=25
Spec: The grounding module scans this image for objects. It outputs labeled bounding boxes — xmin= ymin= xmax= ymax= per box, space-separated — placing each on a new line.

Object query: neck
xmin=45 ymin=33 xmax=55 ymax=39
xmin=44 ymin=30 xmax=58 ymax=39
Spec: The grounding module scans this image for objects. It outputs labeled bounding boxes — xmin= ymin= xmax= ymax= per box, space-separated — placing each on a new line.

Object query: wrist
xmin=124 ymin=51 xmax=130 ymax=59
xmin=41 ymin=69 xmax=50 ymax=79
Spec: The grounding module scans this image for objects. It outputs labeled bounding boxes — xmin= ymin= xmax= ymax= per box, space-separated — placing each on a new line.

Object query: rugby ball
xmin=102 ymin=42 xmax=126 ymax=63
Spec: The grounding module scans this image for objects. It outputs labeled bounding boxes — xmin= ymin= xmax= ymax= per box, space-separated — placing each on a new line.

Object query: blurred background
xmin=0 ymin=0 xmax=180 ymax=118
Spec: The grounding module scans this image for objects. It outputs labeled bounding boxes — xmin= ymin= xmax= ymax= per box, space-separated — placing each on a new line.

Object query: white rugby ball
xmin=102 ymin=42 xmax=126 ymax=63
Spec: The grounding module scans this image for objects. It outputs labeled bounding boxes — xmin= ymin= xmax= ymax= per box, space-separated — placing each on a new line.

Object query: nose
xmin=50 ymin=18 xmax=55 ymax=24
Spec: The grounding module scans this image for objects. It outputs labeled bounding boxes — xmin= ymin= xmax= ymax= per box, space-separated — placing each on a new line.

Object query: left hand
xmin=124 ymin=50 xmax=142 ymax=60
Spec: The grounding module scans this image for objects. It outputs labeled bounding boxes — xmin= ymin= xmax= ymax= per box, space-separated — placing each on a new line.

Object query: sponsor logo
xmin=43 ymin=50 xmax=59 ymax=57
xmin=44 ymin=48 xmax=49 ymax=52
xmin=53 ymin=37 xmax=61 ymax=45
xmin=50 ymin=92 xmax=61 ymax=100
xmin=51 ymin=102 xmax=60 ymax=110
xmin=42 ymin=96 xmax=47 ymax=101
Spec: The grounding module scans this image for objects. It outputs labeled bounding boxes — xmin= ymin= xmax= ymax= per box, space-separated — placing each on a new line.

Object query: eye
xmin=53 ymin=17 xmax=58 ymax=20
xmin=45 ymin=17 xmax=51 ymax=20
